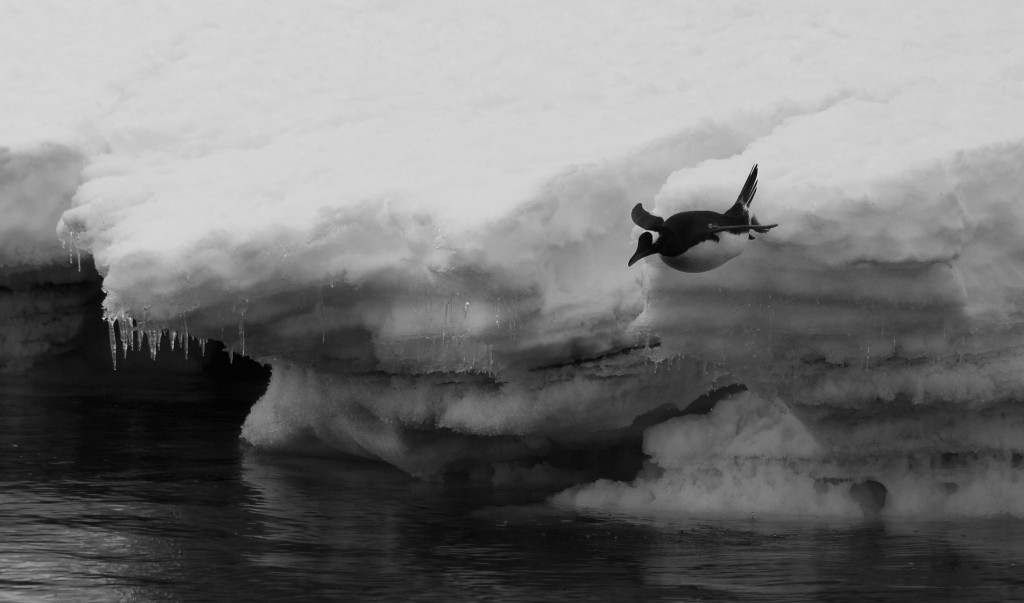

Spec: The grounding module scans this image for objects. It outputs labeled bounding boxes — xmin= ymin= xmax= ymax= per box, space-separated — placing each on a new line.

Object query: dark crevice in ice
xmin=454 ymin=382 xmax=750 ymax=485
xmin=678 ymin=383 xmax=748 ymax=415
xmin=527 ymin=338 xmax=663 ymax=372
xmin=0 ymin=258 xmax=105 ymax=373
xmin=816 ymin=478 xmax=889 ymax=518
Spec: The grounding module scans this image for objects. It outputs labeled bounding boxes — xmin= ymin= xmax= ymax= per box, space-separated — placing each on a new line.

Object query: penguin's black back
xmin=658 ymin=210 xmax=744 ymax=257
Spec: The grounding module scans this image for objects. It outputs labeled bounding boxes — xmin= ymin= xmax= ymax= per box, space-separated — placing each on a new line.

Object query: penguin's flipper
xmin=724 ymin=164 xmax=758 ymax=217
xmin=708 ymin=223 xmax=778 ymax=235
xmin=631 ymin=203 xmax=664 ymax=231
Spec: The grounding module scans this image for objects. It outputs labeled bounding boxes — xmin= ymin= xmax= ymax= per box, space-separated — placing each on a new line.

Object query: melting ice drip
xmin=58 ymin=230 xmax=83 ymax=273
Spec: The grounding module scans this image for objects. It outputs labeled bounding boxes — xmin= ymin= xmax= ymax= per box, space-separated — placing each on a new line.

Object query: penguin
xmin=628 ymin=164 xmax=778 ymax=272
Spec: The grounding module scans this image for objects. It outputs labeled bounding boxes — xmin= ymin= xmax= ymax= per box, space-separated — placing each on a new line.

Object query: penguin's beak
xmin=628 ymin=232 xmax=656 ymax=267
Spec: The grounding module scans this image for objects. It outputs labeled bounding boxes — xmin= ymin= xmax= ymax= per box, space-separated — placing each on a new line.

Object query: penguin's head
xmin=628 ymin=231 xmax=657 ymax=266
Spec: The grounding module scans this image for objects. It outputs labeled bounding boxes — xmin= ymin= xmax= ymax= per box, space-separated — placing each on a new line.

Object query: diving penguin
xmin=628 ymin=164 xmax=778 ymax=272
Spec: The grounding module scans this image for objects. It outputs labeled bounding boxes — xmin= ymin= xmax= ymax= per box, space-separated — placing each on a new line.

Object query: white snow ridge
xmin=5 ymin=0 xmax=1024 ymax=517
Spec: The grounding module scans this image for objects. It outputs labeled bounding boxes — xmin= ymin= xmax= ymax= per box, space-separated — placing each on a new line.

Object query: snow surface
xmin=4 ymin=0 xmax=1024 ymax=516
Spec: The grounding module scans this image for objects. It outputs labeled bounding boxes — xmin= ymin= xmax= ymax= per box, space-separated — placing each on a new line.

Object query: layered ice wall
xmin=5 ymin=1 xmax=1024 ymax=515
xmin=0 ymin=143 xmax=94 ymax=371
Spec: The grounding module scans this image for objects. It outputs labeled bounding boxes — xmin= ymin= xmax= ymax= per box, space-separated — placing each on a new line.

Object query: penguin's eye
xmin=707 ymin=223 xmax=714 ymax=229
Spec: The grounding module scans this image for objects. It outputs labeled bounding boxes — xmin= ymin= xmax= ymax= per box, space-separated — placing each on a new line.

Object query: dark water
xmin=2 ymin=379 xmax=1023 ymax=602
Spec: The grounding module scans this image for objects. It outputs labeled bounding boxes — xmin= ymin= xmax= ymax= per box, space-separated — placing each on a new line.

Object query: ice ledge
xmin=240 ymin=352 xmax=725 ymax=479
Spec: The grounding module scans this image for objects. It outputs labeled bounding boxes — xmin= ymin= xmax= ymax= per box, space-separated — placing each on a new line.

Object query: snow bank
xmin=4 ymin=1 xmax=1024 ymax=513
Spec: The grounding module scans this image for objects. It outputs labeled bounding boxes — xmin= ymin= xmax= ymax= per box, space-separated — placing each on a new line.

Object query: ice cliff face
xmin=4 ymin=0 xmax=1024 ymax=515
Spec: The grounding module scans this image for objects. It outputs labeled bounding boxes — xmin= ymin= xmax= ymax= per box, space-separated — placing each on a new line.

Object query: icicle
xmin=318 ymin=288 xmax=326 ymax=344
xmin=182 ymin=315 xmax=189 ymax=360
xmin=228 ymin=348 xmax=235 ymax=364
xmin=442 ymin=294 xmax=452 ymax=344
xmin=200 ymin=338 xmax=207 ymax=357
xmin=507 ymin=296 xmax=518 ymax=342
xmin=119 ymin=318 xmax=129 ymax=359
xmin=75 ymin=233 xmax=81 ymax=273
xmin=107 ymin=318 xmax=117 ymax=371
xmin=170 ymin=331 xmax=177 ymax=351
xmin=147 ymin=330 xmax=159 ymax=361
xmin=232 ymin=299 xmax=250 ymax=358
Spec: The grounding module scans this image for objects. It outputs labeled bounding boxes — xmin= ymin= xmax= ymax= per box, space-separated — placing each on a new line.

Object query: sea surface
xmin=2 ymin=376 xmax=1023 ymax=602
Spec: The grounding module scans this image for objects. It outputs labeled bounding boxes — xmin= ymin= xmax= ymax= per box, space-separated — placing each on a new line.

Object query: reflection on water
xmin=2 ymin=379 xmax=1023 ymax=602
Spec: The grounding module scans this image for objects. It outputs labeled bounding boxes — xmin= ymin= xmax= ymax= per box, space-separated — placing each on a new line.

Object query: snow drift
xmin=4 ymin=0 xmax=1024 ymax=516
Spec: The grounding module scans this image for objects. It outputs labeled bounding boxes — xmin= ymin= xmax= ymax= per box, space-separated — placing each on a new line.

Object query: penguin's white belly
xmin=660 ymin=233 xmax=748 ymax=273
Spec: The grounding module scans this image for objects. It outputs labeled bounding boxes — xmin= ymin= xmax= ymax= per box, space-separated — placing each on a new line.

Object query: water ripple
xmin=2 ymin=381 xmax=1023 ymax=601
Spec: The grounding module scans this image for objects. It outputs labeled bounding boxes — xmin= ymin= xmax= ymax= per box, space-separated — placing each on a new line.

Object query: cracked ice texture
xmin=2 ymin=1 xmax=1024 ymax=499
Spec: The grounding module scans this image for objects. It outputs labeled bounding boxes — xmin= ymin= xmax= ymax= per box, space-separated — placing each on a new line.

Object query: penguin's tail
xmin=724 ymin=164 xmax=758 ymax=219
